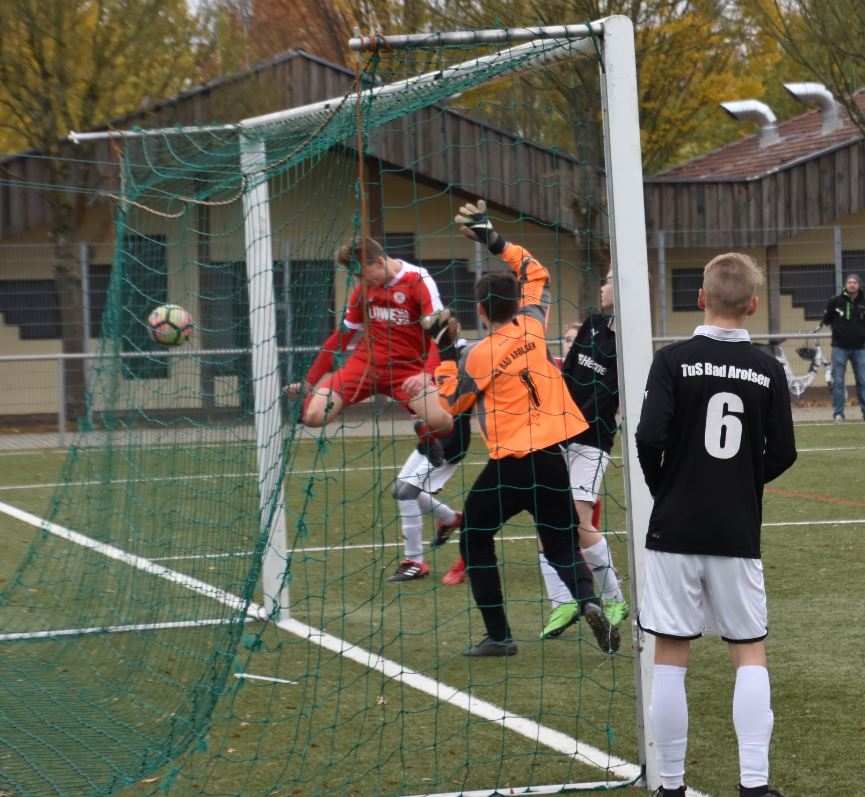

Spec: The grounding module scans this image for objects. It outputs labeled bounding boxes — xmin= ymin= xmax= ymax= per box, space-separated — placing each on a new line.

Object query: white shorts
xmin=561 ymin=442 xmax=610 ymax=504
xmin=396 ymin=449 xmax=459 ymax=494
xmin=638 ymin=550 xmax=768 ymax=642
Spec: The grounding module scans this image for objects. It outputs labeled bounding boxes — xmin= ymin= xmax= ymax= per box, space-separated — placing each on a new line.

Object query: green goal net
xmin=0 ymin=18 xmax=654 ymax=797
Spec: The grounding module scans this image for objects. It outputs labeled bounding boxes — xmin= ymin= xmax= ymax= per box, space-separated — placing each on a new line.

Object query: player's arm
xmin=283 ymin=317 xmax=358 ymax=397
xmin=420 ymin=311 xmax=478 ymax=418
xmin=763 ymin=361 xmax=798 ymax=483
xmin=416 ymin=266 xmax=445 ymax=319
xmin=634 ymin=352 xmax=675 ymax=496
xmin=455 ymin=199 xmax=549 ymax=320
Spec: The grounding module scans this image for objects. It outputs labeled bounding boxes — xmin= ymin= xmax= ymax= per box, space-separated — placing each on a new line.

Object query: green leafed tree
xmin=0 ymin=0 xmax=204 ymax=420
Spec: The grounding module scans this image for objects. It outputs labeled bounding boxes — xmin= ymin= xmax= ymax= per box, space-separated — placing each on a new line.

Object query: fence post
xmin=57 ymin=355 xmax=66 ymax=448
xmin=834 ymin=225 xmax=843 ymax=291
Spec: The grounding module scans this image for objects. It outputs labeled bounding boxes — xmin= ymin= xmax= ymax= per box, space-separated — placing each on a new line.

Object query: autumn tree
xmin=198 ymin=0 xmax=356 ymax=73
xmin=0 ymin=0 xmax=203 ymax=420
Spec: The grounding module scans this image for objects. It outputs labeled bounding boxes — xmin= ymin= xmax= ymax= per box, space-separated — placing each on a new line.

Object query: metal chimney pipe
xmin=720 ymin=100 xmax=780 ymax=148
xmin=784 ymin=82 xmax=842 ymax=134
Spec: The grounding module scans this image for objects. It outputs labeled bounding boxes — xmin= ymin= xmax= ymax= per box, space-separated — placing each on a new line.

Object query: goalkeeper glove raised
xmin=455 ymin=199 xmax=506 ymax=255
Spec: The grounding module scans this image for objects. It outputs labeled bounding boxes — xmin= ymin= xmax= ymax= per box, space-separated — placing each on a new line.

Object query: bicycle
xmin=756 ymin=326 xmax=833 ymax=399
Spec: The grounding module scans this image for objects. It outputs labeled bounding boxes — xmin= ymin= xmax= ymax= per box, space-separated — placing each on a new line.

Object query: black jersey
xmin=561 ymin=313 xmax=619 ymax=453
xmin=635 ymin=326 xmax=797 ymax=558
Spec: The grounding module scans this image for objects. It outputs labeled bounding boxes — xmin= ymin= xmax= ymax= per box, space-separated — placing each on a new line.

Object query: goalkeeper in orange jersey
xmin=283 ymin=236 xmax=453 ymax=437
xmin=404 ymin=199 xmax=618 ymax=657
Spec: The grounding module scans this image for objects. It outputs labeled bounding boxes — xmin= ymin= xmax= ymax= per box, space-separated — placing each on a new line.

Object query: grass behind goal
xmin=1 ymin=419 xmax=864 ymax=796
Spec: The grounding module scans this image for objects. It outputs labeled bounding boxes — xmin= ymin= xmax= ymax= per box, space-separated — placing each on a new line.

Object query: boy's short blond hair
xmin=703 ymin=252 xmax=764 ymax=317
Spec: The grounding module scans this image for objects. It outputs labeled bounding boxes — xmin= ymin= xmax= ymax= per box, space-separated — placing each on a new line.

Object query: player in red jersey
xmin=284 ymin=237 xmax=453 ymax=434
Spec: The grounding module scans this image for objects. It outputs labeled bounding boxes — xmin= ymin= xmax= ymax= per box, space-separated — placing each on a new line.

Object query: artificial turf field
xmin=0 ymin=416 xmax=862 ymax=797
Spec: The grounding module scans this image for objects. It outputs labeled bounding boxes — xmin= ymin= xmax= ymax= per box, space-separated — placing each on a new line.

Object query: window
xmin=0 ymin=266 xmax=112 ymax=340
xmin=779 ymin=264 xmax=834 ymax=321
xmin=0 ymin=280 xmax=61 ymax=339
xmin=843 ymin=249 xmax=865 ymax=276
xmin=87 ymin=264 xmax=112 ymax=338
xmin=199 ymin=258 xmax=335 ymax=402
xmin=671 ymin=268 xmax=704 ymax=312
xmin=120 ymin=235 xmax=168 ymax=378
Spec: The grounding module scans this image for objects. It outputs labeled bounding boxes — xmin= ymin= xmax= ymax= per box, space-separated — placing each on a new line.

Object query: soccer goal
xmin=1 ymin=16 xmax=655 ymax=796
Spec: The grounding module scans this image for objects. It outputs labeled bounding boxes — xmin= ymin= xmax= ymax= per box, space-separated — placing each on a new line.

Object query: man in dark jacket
xmin=821 ymin=273 xmax=865 ymax=422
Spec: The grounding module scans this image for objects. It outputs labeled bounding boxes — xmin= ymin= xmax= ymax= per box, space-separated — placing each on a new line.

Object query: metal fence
xmin=2 ymin=230 xmax=862 ymax=438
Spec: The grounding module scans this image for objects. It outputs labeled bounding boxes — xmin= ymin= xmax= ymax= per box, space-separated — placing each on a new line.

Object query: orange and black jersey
xmin=434 ymin=242 xmax=588 ymax=458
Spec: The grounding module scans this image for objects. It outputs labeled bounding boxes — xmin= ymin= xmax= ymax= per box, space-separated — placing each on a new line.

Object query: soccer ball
xmin=147 ymin=304 xmax=193 ymax=347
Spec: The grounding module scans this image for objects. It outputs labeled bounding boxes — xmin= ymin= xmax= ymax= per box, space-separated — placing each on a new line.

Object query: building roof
xmin=651 ymin=89 xmax=865 ymax=183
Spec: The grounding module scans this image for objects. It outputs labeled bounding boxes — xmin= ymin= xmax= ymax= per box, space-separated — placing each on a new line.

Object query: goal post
xmin=598 ymin=14 xmax=658 ymax=788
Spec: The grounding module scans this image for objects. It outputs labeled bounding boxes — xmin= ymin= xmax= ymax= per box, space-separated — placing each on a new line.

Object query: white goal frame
xmin=221 ymin=15 xmax=659 ymax=790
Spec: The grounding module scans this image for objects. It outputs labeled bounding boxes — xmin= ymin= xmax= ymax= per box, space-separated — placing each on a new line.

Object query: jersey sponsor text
xmin=680 ymin=361 xmax=771 ymax=387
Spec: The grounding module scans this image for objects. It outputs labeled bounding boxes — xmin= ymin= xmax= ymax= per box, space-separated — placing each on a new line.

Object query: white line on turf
xmin=234 ymin=673 xmax=297 ymax=685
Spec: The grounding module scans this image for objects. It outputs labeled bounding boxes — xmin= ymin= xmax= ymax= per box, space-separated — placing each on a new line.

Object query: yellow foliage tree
xmin=0 ymin=0 xmax=202 ymax=154
xmin=0 ymin=0 xmax=203 ymax=419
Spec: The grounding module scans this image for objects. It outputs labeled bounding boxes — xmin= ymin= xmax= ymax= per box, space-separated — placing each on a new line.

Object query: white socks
xmin=581 ymin=538 xmax=623 ymax=602
xmin=397 ymin=499 xmax=424 ymax=561
xmin=733 ymin=665 xmax=773 ymax=789
xmin=649 ymin=664 xmax=688 ymax=790
xmin=650 ymin=663 xmax=774 ymax=791
xmin=538 ymin=552 xmax=573 ymax=607
xmin=539 ymin=539 xmax=623 ymax=608
xmin=415 ymin=491 xmax=458 ymax=527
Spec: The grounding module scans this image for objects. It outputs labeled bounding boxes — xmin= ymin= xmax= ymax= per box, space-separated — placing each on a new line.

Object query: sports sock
xmin=649 ymin=664 xmax=688 ymax=790
xmin=538 ymin=552 xmax=572 ymax=608
xmin=733 ymin=665 xmax=773 ymax=789
xmin=416 ymin=492 xmax=458 ymax=527
xmin=581 ymin=538 xmax=623 ymax=602
xmin=397 ymin=499 xmax=424 ymax=562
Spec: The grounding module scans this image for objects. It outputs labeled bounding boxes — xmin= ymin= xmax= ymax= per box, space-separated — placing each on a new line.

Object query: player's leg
xmin=651 ymin=636 xmax=691 ymax=796
xmin=640 ymin=550 xmax=707 ymax=795
xmin=301 ymin=357 xmax=372 ymax=427
xmin=705 ymin=556 xmax=775 ymax=796
xmin=301 ymin=387 xmax=345 ymax=428
xmin=730 ymin=641 xmax=775 ymax=796
xmin=387 ymin=451 xmax=432 ymax=582
xmin=459 ymin=458 xmax=517 ymax=656
xmin=830 ymin=346 xmax=848 ymax=420
xmin=531 ymin=447 xmax=616 ymax=650
xmin=574 ymin=497 xmax=628 ymax=624
xmin=411 ymin=459 xmax=461 ymax=546
xmin=563 ymin=443 xmax=626 ymax=608
xmin=537 ymin=497 xmax=603 ymax=619
xmin=395 ymin=450 xmax=461 ymax=545
xmin=851 ymin=347 xmax=865 ymax=419
xmin=401 ymin=376 xmax=453 ymax=436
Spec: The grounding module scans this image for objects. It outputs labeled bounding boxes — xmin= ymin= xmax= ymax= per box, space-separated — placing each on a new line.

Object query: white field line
xmin=0 ymin=500 xmax=265 ymax=620
xmin=0 ymin=499 xmax=650 ymax=793
xmin=0 ymin=442 xmax=856 ymax=494
xmin=145 ymin=518 xmax=865 ymax=563
xmin=0 ymin=616 xmax=250 ymax=643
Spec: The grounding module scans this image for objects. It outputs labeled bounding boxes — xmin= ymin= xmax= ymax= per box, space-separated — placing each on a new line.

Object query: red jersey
xmin=305 ymin=260 xmax=443 ymax=387
xmin=343 ymin=260 xmax=443 ymax=367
